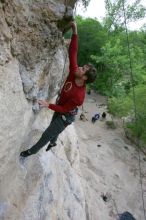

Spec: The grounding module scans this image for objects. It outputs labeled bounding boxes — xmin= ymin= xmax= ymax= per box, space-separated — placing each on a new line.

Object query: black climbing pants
xmin=29 ymin=112 xmax=75 ymax=154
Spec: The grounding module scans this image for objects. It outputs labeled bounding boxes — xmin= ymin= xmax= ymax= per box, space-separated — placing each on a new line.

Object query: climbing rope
xmin=122 ymin=1 xmax=146 ymax=219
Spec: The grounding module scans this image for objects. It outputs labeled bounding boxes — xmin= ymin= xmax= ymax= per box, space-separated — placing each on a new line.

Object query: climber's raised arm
xmin=69 ymin=21 xmax=78 ymax=74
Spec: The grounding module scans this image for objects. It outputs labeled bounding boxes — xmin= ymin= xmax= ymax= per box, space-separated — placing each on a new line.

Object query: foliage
xmin=91 ymin=38 xmax=129 ymax=95
xmin=104 ymin=0 xmax=146 ymax=31
xmin=108 ymin=86 xmax=146 ymax=143
xmin=76 ymin=16 xmax=107 ymax=66
xmin=108 ymin=96 xmax=132 ymax=117
xmin=91 ymin=29 xmax=145 ymax=95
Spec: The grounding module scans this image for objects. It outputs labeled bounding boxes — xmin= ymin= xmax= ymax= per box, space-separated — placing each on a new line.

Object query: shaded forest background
xmin=65 ymin=0 xmax=146 ymax=147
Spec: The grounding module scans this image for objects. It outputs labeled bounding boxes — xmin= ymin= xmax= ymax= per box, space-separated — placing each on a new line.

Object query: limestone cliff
xmin=0 ymin=1 xmax=86 ymax=219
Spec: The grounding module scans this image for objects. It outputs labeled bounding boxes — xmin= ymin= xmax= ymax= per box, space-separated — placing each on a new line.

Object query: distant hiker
xmin=80 ymin=113 xmax=85 ymax=120
xmin=102 ymin=112 xmax=106 ymax=119
xmin=92 ymin=113 xmax=100 ymax=123
xmin=87 ymin=89 xmax=91 ymax=95
xmin=80 ymin=113 xmax=87 ymax=122
xmin=20 ymin=21 xmax=97 ymax=157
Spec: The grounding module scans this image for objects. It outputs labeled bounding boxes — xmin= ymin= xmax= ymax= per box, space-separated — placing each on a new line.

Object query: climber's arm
xmin=38 ymin=100 xmax=79 ymax=113
xmin=69 ymin=21 xmax=78 ymax=74
xmin=48 ymin=100 xmax=78 ymax=113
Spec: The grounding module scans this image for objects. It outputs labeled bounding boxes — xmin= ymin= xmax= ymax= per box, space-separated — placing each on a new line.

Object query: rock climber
xmin=20 ymin=21 xmax=97 ymax=157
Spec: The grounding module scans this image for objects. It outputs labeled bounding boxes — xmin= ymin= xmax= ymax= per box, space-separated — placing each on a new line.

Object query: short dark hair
xmin=85 ymin=63 xmax=97 ymax=84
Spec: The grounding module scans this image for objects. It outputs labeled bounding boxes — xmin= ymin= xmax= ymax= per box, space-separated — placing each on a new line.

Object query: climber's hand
xmin=69 ymin=21 xmax=76 ymax=28
xmin=38 ymin=100 xmax=49 ymax=107
xmin=69 ymin=21 xmax=77 ymax=34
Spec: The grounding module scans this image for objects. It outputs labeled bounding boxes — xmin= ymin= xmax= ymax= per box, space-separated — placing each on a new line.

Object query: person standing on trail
xmin=20 ymin=21 xmax=97 ymax=157
xmin=92 ymin=113 xmax=100 ymax=123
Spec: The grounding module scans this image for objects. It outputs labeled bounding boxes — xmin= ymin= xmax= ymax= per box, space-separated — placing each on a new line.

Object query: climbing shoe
xmin=20 ymin=149 xmax=32 ymax=157
xmin=46 ymin=143 xmax=56 ymax=151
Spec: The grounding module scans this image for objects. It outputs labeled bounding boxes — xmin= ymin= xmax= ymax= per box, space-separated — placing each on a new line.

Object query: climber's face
xmin=75 ymin=65 xmax=89 ymax=80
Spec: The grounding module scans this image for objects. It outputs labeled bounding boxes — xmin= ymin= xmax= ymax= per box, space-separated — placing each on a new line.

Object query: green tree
xmin=104 ymin=0 xmax=146 ymax=31
xmin=76 ymin=16 xmax=107 ymax=66
xmin=65 ymin=16 xmax=107 ymax=66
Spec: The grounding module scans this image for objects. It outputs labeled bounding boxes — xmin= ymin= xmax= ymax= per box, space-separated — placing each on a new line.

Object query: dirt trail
xmin=75 ymin=92 xmax=146 ymax=220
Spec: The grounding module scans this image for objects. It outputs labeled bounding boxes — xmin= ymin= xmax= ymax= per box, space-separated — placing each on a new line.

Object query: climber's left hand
xmin=38 ymin=100 xmax=49 ymax=107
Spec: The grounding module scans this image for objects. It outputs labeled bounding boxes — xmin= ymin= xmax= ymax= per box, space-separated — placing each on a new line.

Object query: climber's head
xmin=75 ymin=63 xmax=97 ymax=84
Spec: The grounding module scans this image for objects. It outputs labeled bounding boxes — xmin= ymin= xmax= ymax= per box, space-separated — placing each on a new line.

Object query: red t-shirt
xmin=48 ymin=34 xmax=86 ymax=113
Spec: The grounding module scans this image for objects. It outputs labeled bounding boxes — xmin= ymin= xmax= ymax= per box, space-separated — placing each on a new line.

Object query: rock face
xmin=0 ymin=1 xmax=87 ymax=220
xmin=1 ymin=0 xmax=73 ymax=101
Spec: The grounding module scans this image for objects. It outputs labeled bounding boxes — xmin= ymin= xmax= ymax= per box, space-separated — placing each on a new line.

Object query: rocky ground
xmin=75 ymin=92 xmax=146 ymax=220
